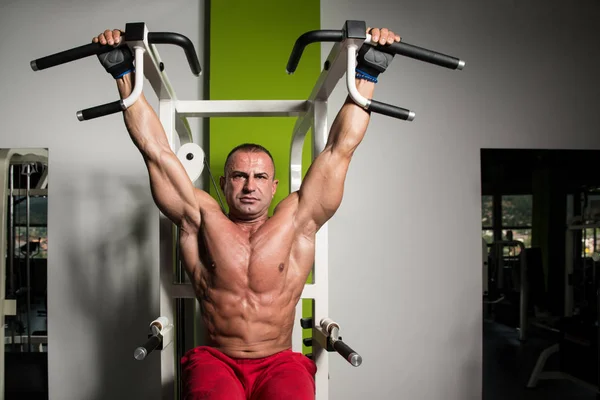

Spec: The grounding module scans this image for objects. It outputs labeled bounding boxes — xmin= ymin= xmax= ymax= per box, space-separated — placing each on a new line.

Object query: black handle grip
xmin=286 ymin=30 xmax=344 ymax=74
xmin=78 ymin=100 xmax=125 ymax=121
xmin=31 ymin=31 xmax=202 ymax=76
xmin=148 ymin=32 xmax=202 ymax=76
xmin=142 ymin=334 xmax=162 ymax=354
xmin=380 ymin=41 xmax=464 ymax=70
xmin=31 ymin=42 xmax=114 ymax=71
xmin=368 ymin=99 xmax=414 ymax=121
xmin=333 ymin=340 xmax=362 ymax=367
xmin=134 ymin=334 xmax=162 ymax=360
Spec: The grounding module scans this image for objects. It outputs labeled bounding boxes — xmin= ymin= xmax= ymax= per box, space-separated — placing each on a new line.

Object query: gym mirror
xmin=1 ymin=148 xmax=48 ymax=399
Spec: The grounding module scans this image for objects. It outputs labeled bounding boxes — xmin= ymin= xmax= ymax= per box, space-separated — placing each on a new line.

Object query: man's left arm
xmin=295 ymin=28 xmax=400 ymax=234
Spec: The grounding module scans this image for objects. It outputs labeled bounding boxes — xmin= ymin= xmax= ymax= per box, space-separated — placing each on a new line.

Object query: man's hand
xmin=368 ymin=27 xmax=401 ymax=46
xmin=356 ymin=27 xmax=401 ymax=82
xmin=92 ymin=29 xmax=134 ymax=79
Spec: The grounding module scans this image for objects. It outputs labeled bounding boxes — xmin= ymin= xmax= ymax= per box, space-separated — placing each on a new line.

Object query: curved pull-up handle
xmin=30 ymin=28 xmax=201 ymax=75
xmin=287 ymin=20 xmax=466 ymax=121
xmin=30 ymin=23 xmax=202 ymax=121
xmin=286 ymin=21 xmax=465 ymax=74
xmin=286 ymin=30 xmax=344 ymax=74
xmin=147 ymin=32 xmax=202 ymax=76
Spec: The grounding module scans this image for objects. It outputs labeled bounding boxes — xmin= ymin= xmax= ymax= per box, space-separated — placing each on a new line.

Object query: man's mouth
xmin=239 ymin=197 xmax=258 ymax=203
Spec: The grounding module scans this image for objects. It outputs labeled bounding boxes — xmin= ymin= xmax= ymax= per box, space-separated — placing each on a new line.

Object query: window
xmin=482 ymin=229 xmax=494 ymax=245
xmin=501 ymin=195 xmax=532 ymax=229
xmin=481 ymin=196 xmax=494 ymax=244
xmin=481 ymin=195 xmax=532 ymax=251
xmin=12 ymin=196 xmax=48 ymax=259
xmin=566 ymin=193 xmax=600 ymax=258
xmin=582 ymin=228 xmax=598 ymax=257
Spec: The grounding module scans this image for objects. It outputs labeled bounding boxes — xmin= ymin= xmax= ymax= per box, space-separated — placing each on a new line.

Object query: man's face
xmin=220 ymin=150 xmax=279 ymax=220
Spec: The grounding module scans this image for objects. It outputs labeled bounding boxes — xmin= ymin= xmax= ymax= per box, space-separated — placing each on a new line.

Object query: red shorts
xmin=181 ymin=346 xmax=317 ymax=400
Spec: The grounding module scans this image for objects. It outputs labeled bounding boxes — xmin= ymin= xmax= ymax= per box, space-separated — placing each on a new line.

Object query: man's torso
xmin=180 ymin=193 xmax=315 ymax=358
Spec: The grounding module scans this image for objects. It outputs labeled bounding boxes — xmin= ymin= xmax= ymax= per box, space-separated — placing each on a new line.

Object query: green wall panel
xmin=209 ymin=0 xmax=321 ymax=354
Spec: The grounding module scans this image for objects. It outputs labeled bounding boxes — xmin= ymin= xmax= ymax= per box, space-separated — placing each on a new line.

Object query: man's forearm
xmin=116 ymin=73 xmax=170 ymax=160
xmin=326 ymin=79 xmax=375 ymax=157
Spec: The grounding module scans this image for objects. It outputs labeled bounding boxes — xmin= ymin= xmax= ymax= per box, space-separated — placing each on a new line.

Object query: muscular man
xmin=93 ymin=26 xmax=399 ymax=400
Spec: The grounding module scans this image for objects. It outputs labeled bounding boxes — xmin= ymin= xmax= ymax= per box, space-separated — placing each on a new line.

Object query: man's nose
xmin=243 ymin=177 xmax=256 ymax=192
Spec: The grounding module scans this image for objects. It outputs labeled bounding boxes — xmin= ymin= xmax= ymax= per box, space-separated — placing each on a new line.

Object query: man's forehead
xmin=228 ymin=151 xmax=274 ymax=170
xmin=230 ymin=151 xmax=270 ymax=164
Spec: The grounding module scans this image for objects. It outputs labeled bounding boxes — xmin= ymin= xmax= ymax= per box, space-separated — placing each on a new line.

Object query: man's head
xmin=220 ymin=143 xmax=279 ymax=221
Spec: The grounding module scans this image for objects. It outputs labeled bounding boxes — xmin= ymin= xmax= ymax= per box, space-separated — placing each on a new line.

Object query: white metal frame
xmin=0 ymin=148 xmax=48 ymax=399
xmin=125 ymin=23 xmax=367 ymax=400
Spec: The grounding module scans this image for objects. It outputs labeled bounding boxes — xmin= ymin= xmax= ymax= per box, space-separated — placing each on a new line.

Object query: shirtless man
xmin=93 ymin=26 xmax=399 ymax=400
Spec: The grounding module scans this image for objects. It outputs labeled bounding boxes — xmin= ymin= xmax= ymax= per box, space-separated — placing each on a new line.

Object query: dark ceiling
xmin=481 ymin=149 xmax=600 ymax=195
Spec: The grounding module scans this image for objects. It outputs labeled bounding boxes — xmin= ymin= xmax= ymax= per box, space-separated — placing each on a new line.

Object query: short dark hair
xmin=224 ymin=143 xmax=276 ymax=178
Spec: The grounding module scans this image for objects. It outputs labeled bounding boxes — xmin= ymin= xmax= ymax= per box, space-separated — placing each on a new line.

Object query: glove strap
xmin=355 ymin=68 xmax=378 ymax=83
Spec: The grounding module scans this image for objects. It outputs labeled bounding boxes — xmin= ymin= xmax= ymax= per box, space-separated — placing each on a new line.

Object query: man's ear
xmin=272 ymin=179 xmax=279 ymax=196
xmin=220 ymin=176 xmax=225 ymax=192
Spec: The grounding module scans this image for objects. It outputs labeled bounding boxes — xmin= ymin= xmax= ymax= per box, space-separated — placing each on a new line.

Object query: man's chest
xmin=197 ymin=226 xmax=310 ymax=292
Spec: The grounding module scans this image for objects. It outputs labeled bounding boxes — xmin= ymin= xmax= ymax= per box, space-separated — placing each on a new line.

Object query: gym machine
xmin=485 ymin=236 xmax=529 ymax=341
xmin=30 ymin=20 xmax=465 ymax=399
xmin=0 ymin=149 xmax=49 ymax=398
xmin=527 ymin=192 xmax=600 ymax=396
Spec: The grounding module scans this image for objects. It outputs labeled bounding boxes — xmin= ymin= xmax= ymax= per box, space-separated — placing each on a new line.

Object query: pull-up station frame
xmin=30 ymin=20 xmax=465 ymax=400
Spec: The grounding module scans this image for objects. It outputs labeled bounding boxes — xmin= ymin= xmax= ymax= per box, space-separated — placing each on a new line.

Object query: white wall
xmin=0 ymin=1 xmax=204 ymax=399
xmin=321 ymin=0 xmax=600 ymax=399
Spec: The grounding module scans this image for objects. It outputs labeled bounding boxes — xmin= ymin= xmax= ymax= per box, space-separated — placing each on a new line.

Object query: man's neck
xmin=228 ymin=213 xmax=269 ymax=234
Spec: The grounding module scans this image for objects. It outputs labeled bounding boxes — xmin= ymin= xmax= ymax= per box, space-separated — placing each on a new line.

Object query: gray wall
xmin=321 ymin=0 xmax=600 ymax=399
xmin=0 ymin=1 xmax=203 ymax=399
xmin=3 ymin=0 xmax=600 ymax=399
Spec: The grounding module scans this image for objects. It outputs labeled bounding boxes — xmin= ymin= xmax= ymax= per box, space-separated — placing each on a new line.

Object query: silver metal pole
xmin=8 ymin=165 xmax=14 ymax=296
xmin=25 ymin=164 xmax=32 ymax=352
xmin=583 ymin=229 xmax=588 ymax=302
xmin=9 ymin=165 xmax=15 ymax=350
xmin=493 ymin=240 xmax=528 ymax=341
xmin=596 ymin=257 xmax=600 ymax=393
xmin=518 ymin=242 xmax=528 ymax=341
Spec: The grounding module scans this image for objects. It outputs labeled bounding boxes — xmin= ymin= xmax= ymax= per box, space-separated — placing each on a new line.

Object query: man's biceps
xmin=195 ymin=189 xmax=221 ymax=210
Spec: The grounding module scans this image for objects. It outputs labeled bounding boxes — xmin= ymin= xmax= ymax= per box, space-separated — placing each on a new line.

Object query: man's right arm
xmin=116 ymin=73 xmax=204 ymax=233
xmin=94 ymin=28 xmax=214 ymax=233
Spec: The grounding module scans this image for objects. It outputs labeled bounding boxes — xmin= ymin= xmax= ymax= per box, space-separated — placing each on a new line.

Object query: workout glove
xmin=356 ymin=45 xmax=394 ymax=81
xmin=97 ymin=45 xmax=134 ymax=79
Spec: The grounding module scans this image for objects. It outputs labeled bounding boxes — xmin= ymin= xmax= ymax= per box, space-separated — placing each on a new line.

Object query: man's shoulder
xmin=273 ymin=191 xmax=300 ymax=215
xmin=194 ymin=188 xmax=222 ymax=211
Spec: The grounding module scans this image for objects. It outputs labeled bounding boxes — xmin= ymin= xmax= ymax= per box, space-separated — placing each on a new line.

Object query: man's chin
xmin=232 ymin=205 xmax=264 ymax=220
